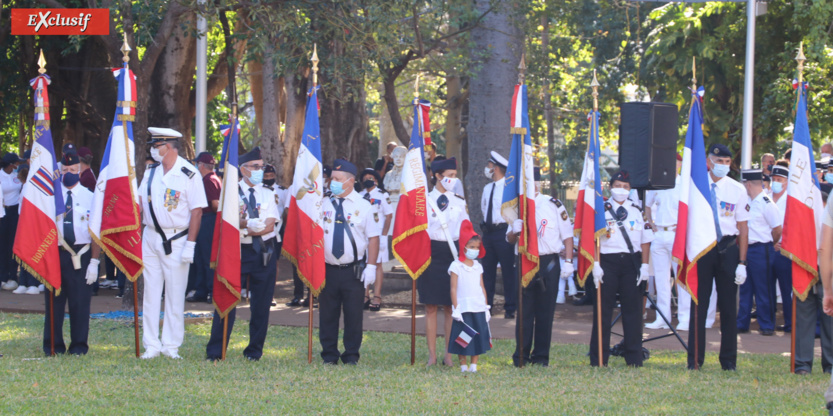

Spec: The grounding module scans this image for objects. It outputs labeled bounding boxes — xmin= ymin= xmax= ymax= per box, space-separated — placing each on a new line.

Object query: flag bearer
xmin=481 ymin=151 xmax=517 ymax=319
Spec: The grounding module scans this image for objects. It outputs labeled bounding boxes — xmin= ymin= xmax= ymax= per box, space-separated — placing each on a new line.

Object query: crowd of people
xmin=4 ymin=132 xmax=833 ymax=389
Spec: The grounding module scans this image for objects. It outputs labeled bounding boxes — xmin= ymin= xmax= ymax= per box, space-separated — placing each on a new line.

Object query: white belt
xmin=146 ymin=225 xmax=188 ymax=235
xmin=58 ymin=239 xmax=90 ymax=270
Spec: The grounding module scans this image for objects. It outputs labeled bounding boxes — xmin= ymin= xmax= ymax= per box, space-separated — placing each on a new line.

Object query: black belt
xmin=481 ymin=223 xmax=508 ymax=233
xmin=5 ymin=204 xmax=18 ymax=208
xmin=717 ymin=235 xmax=738 ymax=253
xmin=749 ymin=241 xmax=772 ymax=247
xmin=326 ymin=262 xmax=359 ymax=269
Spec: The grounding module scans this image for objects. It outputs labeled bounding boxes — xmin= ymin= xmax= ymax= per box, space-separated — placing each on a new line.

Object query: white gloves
xmin=735 ymin=264 xmax=747 ymax=285
xmin=180 ymin=241 xmax=196 ymax=264
xmin=513 ymin=219 xmax=523 ymax=234
xmin=637 ymin=263 xmax=650 ymax=286
xmin=451 ymin=306 xmax=463 ymax=322
xmin=85 ymin=258 xmax=100 ymax=285
xmin=560 ymin=261 xmax=574 ymax=280
xmin=361 ymin=264 xmax=377 ymax=288
xmin=247 ymin=218 xmax=266 ymax=233
xmin=593 ymin=261 xmax=604 ymax=287
xmin=485 ymin=308 xmax=491 ymax=322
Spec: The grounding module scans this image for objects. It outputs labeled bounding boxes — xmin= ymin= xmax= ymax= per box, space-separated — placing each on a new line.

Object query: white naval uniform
xmin=0 ymin=169 xmax=21 ymax=206
xmin=747 ymin=192 xmax=781 ymax=244
xmin=361 ymin=187 xmax=393 ymax=263
xmin=427 ymin=187 xmax=469 ymax=243
xmin=139 ymin=156 xmax=208 ymax=355
xmin=239 ymin=179 xmax=280 ymax=244
xmin=322 ymin=190 xmax=381 ymax=265
xmin=480 ymin=177 xmax=507 ymax=226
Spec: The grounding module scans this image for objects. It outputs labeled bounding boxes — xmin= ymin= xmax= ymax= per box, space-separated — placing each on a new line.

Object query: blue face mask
xmin=465 ymin=248 xmax=479 ymax=260
xmin=248 ymin=169 xmax=263 ymax=185
xmin=825 ymin=173 xmax=833 ymax=184
xmin=711 ymin=163 xmax=730 ymax=178
xmin=771 ymin=181 xmax=784 ymax=194
xmin=330 ymin=180 xmax=344 ymax=196
xmin=62 ymin=172 xmax=80 ymax=187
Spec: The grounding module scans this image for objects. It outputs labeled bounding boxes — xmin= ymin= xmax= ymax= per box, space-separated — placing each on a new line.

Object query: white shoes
xmin=1 ymin=280 xmax=18 ymax=291
xmin=568 ymin=285 xmax=578 ymax=297
xmin=100 ymin=280 xmax=117 ymax=289
xmin=12 ymin=285 xmax=28 ymax=294
xmin=25 ymin=286 xmax=40 ymax=295
xmin=556 ymin=292 xmax=566 ymax=304
xmin=186 ymin=290 xmax=196 ymax=298
xmin=162 ymin=350 xmax=182 ymax=359
xmin=645 ymin=320 xmax=669 ymax=330
xmin=676 ymin=321 xmax=689 ymax=331
xmin=141 ymin=350 xmax=160 ymax=359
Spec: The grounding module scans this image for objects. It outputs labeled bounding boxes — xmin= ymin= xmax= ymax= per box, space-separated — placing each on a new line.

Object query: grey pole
xmin=195 ymin=0 xmax=208 ymax=153
xmin=741 ymin=0 xmax=756 ymax=169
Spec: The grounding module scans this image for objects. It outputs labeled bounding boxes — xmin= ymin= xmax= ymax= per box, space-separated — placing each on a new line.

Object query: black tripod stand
xmin=611 ymin=286 xmax=688 ymax=352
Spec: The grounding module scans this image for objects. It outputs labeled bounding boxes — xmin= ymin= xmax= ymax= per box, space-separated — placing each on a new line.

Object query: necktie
xmin=486 ymin=183 xmax=495 ymax=225
xmin=437 ymin=194 xmax=449 ymax=211
xmin=332 ymin=198 xmax=346 ymax=259
xmin=616 ymin=206 xmax=627 ymax=222
xmin=248 ymin=188 xmax=262 ymax=254
xmin=64 ymin=190 xmax=76 ymax=245
xmin=710 ymin=183 xmax=723 ymax=240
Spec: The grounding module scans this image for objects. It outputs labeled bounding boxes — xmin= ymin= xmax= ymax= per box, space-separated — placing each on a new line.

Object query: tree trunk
xmin=319 ymin=78 xmax=369 ymax=169
xmin=465 ymin=0 xmax=524 ymax=230
xmin=445 ymin=75 xmax=465 ymax=162
xmin=279 ymin=72 xmax=309 ymax=185
xmin=259 ymin=40 xmax=283 ymax=169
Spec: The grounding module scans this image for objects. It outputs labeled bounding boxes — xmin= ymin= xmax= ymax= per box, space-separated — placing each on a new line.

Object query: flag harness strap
xmin=426 ymin=196 xmax=459 ymax=259
xmin=239 ymin=186 xmax=274 ymax=265
xmin=146 ymin=166 xmax=188 ymax=255
xmin=329 ymin=196 xmax=361 ymax=266
xmin=604 ymin=202 xmax=640 ymax=272
xmin=57 ymin=234 xmax=90 ymax=270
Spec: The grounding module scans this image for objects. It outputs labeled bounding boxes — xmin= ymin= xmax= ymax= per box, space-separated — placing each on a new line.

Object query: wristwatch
xmin=738 ymin=260 xmax=746 ymax=265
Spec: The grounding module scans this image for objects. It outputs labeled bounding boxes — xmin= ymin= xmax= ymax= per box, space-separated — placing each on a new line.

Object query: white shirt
xmin=645 ymin=176 xmax=680 ymax=226
xmin=0 ymin=169 xmax=22 ymax=206
xmin=480 ymin=178 xmax=506 ymax=225
xmin=708 ymin=175 xmax=750 ymax=237
xmin=139 ymin=156 xmax=208 ymax=230
xmin=747 ymin=191 xmax=781 ymax=244
xmin=774 ymin=192 xmax=787 ymax=242
xmin=515 ymin=193 xmax=573 ymax=255
xmin=239 ymin=180 xmax=279 ymax=244
xmin=361 ymin=187 xmax=394 ymax=225
xmin=448 ymin=260 xmax=487 ymax=313
xmin=270 ymin=185 xmax=289 ymax=217
xmin=60 ymin=184 xmax=94 ymax=245
xmin=427 ymin=187 xmax=470 ymax=241
xmin=600 ymin=199 xmax=654 ymax=254
xmin=322 ymin=189 xmax=381 ymax=265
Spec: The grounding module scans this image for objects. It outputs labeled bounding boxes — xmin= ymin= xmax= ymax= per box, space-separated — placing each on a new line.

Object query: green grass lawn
xmin=0 ymin=312 xmax=828 ymax=415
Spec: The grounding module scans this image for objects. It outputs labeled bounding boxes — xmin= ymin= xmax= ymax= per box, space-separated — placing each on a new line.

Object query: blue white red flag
xmin=14 ymin=73 xmax=64 ymax=293
xmin=218 ymin=121 xmax=240 ymax=178
xmin=282 ymin=87 xmax=326 ymax=295
xmin=211 ymin=113 xmax=242 ymax=317
xmin=501 ymin=83 xmax=539 ymax=287
xmin=88 ymin=63 xmax=143 ymax=281
xmin=454 ymin=321 xmax=479 ymax=348
xmin=573 ymin=110 xmax=605 ymax=287
xmin=673 ymin=87 xmax=717 ymax=304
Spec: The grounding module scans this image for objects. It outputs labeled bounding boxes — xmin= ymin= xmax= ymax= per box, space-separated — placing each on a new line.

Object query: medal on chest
xmin=164 ymin=188 xmax=181 ymax=211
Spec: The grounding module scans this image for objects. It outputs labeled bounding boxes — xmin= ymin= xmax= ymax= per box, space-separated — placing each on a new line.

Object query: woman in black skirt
xmin=420 ymin=157 xmax=470 ymax=366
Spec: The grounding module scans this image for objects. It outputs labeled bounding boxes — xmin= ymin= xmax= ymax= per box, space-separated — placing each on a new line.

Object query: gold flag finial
xmin=121 ymin=33 xmax=132 ymax=64
xmin=796 ymin=42 xmax=806 ymax=83
xmin=590 ymin=69 xmax=600 ymax=111
xmin=37 ymin=49 xmax=46 ymax=74
xmin=311 ymin=43 xmax=319 ymax=87
xmin=518 ymin=53 xmax=526 ymax=85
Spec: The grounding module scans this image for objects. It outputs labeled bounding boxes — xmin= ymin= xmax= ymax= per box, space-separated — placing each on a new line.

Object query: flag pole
xmin=36 ymin=50 xmax=56 ymax=358
xmin=590 ymin=69 xmax=603 ymax=367
xmin=307 ymin=44 xmax=320 ymax=365
xmin=691 ymin=58 xmax=700 ymax=371
xmin=119 ymin=34 xmax=142 ymax=359
xmin=791 ymin=43 xmax=806 ymax=374
xmin=411 ymin=73 xmax=420 ymax=366
xmin=516 ymin=54 xmax=527 ymax=369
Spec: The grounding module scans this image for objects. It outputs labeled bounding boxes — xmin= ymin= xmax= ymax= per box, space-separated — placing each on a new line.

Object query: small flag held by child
xmin=455 ymin=322 xmax=479 ymax=348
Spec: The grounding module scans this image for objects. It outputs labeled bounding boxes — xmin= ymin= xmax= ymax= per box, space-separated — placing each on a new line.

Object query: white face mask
xmin=150 ymin=147 xmax=163 ymax=162
xmin=465 ymin=248 xmax=479 ymax=260
xmin=441 ymin=176 xmax=459 ymax=192
xmin=610 ymin=187 xmax=629 ymax=202
xmin=711 ymin=163 xmax=730 ymax=178
xmin=484 ymin=167 xmax=494 ymax=179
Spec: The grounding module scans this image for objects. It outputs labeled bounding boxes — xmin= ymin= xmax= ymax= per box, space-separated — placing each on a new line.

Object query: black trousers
xmin=319 ymin=264 xmax=364 ymax=364
xmin=43 ymin=248 xmax=92 ymax=355
xmin=590 ymin=252 xmax=643 ymax=367
xmin=482 ymin=224 xmax=517 ymax=312
xmin=188 ymin=213 xmax=216 ymax=298
xmin=206 ymin=241 xmax=277 ymax=360
xmin=688 ymin=241 xmax=739 ymax=370
xmin=0 ymin=205 xmax=19 ymax=282
xmin=513 ymin=253 xmax=559 ymax=366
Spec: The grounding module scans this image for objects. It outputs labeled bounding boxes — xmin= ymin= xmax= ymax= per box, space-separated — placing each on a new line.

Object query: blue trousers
xmin=188 ymin=212 xmax=216 ymax=298
xmin=482 ymin=225 xmax=517 ymax=313
xmin=738 ymin=242 xmax=774 ymax=331
xmin=771 ymin=252 xmax=793 ymax=329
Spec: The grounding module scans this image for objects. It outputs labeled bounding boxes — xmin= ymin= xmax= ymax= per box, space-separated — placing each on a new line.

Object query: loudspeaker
xmin=618 ymin=102 xmax=679 ymax=190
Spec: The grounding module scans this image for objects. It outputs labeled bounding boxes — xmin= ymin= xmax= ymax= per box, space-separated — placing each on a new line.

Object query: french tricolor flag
xmin=672 ymin=87 xmax=717 ymax=304
xmin=502 ymin=83 xmax=539 ymax=286
xmin=88 ymin=63 xmax=143 ymax=281
xmin=454 ymin=322 xmax=479 ymax=348
xmin=573 ymin=110 xmax=605 ymax=288
xmin=210 ymin=113 xmax=242 ymax=317
xmin=282 ymin=86 xmax=326 ymax=295
xmin=781 ymin=81 xmax=822 ymax=301
xmin=14 ymin=73 xmax=64 ymax=294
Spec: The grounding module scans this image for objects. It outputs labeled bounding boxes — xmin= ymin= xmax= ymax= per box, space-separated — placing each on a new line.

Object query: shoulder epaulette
xmin=264 ymin=185 xmax=274 ymax=191
xmin=455 ymin=194 xmax=465 ymax=200
xmin=278 ymin=185 xmax=287 ymax=190
xmin=181 ymin=166 xmax=195 ymax=179
xmin=631 ymin=202 xmax=643 ymax=211
xmin=363 ymin=193 xmax=372 ymax=201
xmin=550 ymin=197 xmax=563 ymax=208
xmin=763 ymin=196 xmax=771 ymax=203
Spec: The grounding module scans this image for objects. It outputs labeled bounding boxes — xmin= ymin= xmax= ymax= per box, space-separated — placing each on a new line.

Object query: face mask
xmin=441 ymin=176 xmax=459 ymax=192
xmin=62 ymin=172 xmax=80 ymax=187
xmin=826 ymin=173 xmax=833 ymax=184
xmin=484 ymin=167 xmax=494 ymax=179
xmin=765 ymin=164 xmax=773 ymax=173
xmin=150 ymin=147 xmax=163 ymax=162
xmin=711 ymin=163 xmax=730 ymax=178
xmin=465 ymin=248 xmax=480 ymax=260
xmin=610 ymin=188 xmax=629 ymax=202
xmin=248 ymin=169 xmax=263 ymax=185
xmin=771 ymin=181 xmax=784 ymax=194
xmin=263 ymin=178 xmax=276 ymax=187
xmin=362 ymin=179 xmax=376 ymax=189
xmin=822 ymin=153 xmax=832 ymax=160
xmin=330 ymin=180 xmax=345 ymax=196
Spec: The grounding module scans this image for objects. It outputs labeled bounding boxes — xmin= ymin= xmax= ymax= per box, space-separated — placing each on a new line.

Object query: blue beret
xmin=323 ymin=164 xmax=332 ymax=176
xmin=2 ymin=153 xmax=20 ymax=165
xmin=61 ymin=152 xmax=79 ymax=166
xmin=333 ymin=158 xmax=357 ymax=176
xmin=609 ymin=170 xmax=630 ymax=186
xmin=431 ymin=157 xmax=457 ymax=173
xmin=707 ymin=143 xmax=732 ymax=158
xmin=239 ymin=146 xmax=262 ymax=165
